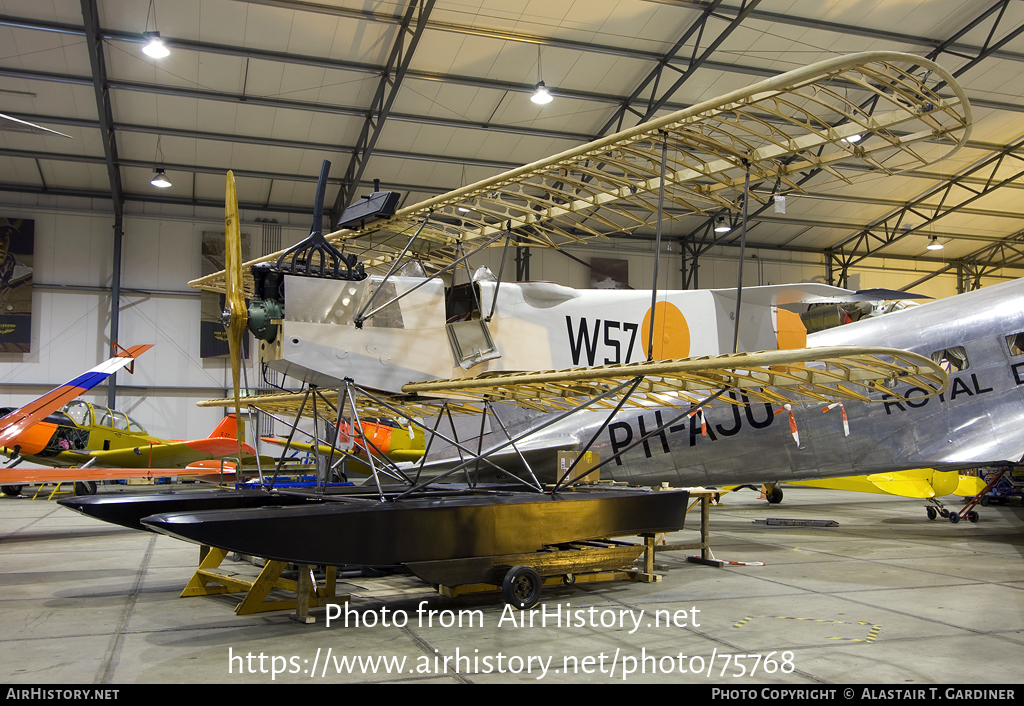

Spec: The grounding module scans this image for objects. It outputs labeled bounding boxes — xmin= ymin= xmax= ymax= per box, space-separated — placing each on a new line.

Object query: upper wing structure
xmin=189 ymin=51 xmax=971 ymax=295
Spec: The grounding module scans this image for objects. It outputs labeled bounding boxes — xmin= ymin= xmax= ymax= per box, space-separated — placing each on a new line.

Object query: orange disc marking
xmin=641 ymin=301 xmax=690 ymax=359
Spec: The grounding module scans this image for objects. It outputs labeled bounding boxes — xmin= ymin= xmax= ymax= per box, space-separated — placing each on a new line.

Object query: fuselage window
xmin=62 ymin=400 xmax=90 ymax=427
xmin=1006 ymin=331 xmax=1024 ymax=357
xmin=94 ymin=407 xmax=112 ymax=428
xmin=110 ymin=411 xmax=130 ymax=431
xmin=931 ymin=346 xmax=969 ymax=372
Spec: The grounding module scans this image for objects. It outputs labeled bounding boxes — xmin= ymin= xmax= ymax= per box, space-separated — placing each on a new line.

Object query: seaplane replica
xmin=64 ymin=51 xmax=1000 ymax=608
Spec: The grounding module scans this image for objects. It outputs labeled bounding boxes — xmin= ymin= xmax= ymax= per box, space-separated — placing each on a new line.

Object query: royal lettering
xmin=950 ymin=377 xmax=973 ymax=400
xmin=1013 ymin=362 xmax=1024 ymax=386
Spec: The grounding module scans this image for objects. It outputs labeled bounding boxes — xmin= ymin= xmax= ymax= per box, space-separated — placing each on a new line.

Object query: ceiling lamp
xmin=530 ymin=46 xmax=553 ymax=105
xmin=842 ymin=134 xmax=862 ymax=144
xmin=531 ymin=81 xmax=553 ymax=105
xmin=714 ymin=216 xmax=731 ymax=233
xmin=150 ymin=168 xmax=171 ymax=188
xmin=141 ymin=1 xmax=169 ymax=58
xmin=142 ymin=31 xmax=169 ymax=58
xmin=927 ymin=236 xmax=943 ymax=251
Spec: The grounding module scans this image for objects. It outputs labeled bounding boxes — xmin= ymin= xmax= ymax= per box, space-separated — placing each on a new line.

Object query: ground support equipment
xmin=650 ymin=488 xmax=718 ymax=565
xmin=403 ymin=536 xmax=658 ymax=609
xmin=950 ymin=467 xmax=1009 ymax=524
xmin=180 ymin=545 xmax=341 ymax=620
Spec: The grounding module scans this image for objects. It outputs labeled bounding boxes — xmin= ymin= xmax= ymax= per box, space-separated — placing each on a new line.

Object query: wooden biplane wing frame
xmin=190 ymin=51 xmax=971 ymax=297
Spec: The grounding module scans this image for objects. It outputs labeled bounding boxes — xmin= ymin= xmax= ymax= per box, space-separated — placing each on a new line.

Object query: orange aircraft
xmin=0 ymin=346 xmax=258 ymax=496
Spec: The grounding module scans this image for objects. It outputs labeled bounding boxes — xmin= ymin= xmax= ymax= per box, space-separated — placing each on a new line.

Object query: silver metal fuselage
xmin=475 ymin=278 xmax=1024 ymax=487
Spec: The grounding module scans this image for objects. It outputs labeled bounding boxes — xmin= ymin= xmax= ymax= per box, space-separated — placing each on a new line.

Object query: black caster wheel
xmin=502 ymin=565 xmax=543 ymax=610
xmin=967 ymin=511 xmax=979 ymax=523
xmin=948 ymin=512 xmax=960 ymax=524
xmin=74 ymin=481 xmax=97 ymax=496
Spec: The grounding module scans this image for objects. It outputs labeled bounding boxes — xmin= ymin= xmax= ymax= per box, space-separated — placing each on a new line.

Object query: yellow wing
xmin=788 ymin=469 xmax=986 ymax=499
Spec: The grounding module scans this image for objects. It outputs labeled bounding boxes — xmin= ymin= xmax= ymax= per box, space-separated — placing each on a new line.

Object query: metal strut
xmin=551 ymin=376 xmax=644 ymax=492
xmin=353 ymin=385 xmax=538 ymax=487
xmin=358 ymin=228 xmax=508 ymax=325
xmin=395 ymin=378 xmax=643 ymax=500
xmin=647 ymin=132 xmax=669 ymax=362
xmin=353 ymin=212 xmax=432 ymax=327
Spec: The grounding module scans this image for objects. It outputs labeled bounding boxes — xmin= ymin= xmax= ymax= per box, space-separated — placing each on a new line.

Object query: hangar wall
xmin=0 ymin=204 xmax=965 ymax=442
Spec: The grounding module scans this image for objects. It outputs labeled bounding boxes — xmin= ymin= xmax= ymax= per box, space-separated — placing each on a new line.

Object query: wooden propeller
xmin=222 ymin=171 xmax=246 ymax=460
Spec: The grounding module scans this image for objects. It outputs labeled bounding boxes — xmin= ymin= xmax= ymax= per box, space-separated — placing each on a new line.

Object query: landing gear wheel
xmin=765 ymin=485 xmax=783 ymax=505
xmin=967 ymin=511 xmax=980 ymax=523
xmin=926 ymin=507 xmax=937 ymax=521
xmin=1 ymin=485 xmax=23 ymax=496
xmin=74 ymin=481 xmax=97 ymax=496
xmin=563 ymin=573 xmax=575 ymax=586
xmin=948 ymin=512 xmax=960 ymax=524
xmin=502 ymin=565 xmax=543 ymax=610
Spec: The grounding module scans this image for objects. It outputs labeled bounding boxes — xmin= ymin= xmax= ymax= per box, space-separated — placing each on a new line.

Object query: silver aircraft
xmin=417 ymin=277 xmax=1024 ymax=493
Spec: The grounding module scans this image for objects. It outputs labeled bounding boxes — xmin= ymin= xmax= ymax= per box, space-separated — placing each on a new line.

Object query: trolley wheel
xmin=502 ymin=565 xmax=543 ymax=610
xmin=765 ymin=485 xmax=783 ymax=504
xmin=74 ymin=481 xmax=97 ymax=496
xmin=948 ymin=512 xmax=960 ymax=524
xmin=939 ymin=508 xmax=949 ymax=518
xmin=967 ymin=511 xmax=980 ymax=523
xmin=1 ymin=485 xmax=23 ymax=497
xmin=926 ymin=507 xmax=937 ymax=521
xmin=563 ymin=573 xmax=575 ymax=586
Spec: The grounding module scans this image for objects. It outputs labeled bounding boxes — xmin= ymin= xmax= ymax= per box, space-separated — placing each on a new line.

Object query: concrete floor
xmin=2 ymin=484 xmax=1023 ymax=685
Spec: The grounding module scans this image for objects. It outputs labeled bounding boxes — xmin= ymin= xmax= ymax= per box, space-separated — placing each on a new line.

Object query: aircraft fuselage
xmin=581 ymin=278 xmax=1024 ymax=486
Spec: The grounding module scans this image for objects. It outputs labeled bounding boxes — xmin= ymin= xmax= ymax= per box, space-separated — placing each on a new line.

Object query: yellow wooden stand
xmin=30 ymin=483 xmax=73 ymax=501
xmin=180 ymin=547 xmax=344 ymax=618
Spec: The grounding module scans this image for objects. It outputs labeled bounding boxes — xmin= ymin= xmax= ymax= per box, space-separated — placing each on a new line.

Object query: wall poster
xmin=0 ymin=217 xmax=34 ymax=352
xmin=590 ymin=257 xmax=629 ymax=290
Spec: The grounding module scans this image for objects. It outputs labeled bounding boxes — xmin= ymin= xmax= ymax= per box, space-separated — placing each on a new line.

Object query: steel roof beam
xmin=648 ymin=0 xmax=1024 ymax=65
xmin=0 ymin=66 xmax=593 ymax=143
xmin=233 ymin=0 xmax=1024 ymax=67
xmin=0 ymin=14 xmax=644 ymax=109
xmin=7 ymin=108 xmax=1024 ymax=180
xmin=332 ymin=0 xmax=435 ymax=224
xmin=606 ymin=231 xmax=1024 ymax=272
xmin=596 ymin=0 xmax=762 ymax=135
xmin=0 ymin=146 xmax=501 ymax=191
xmin=79 ymin=0 xmax=125 ymax=409
xmin=828 ymin=136 xmax=1024 ymax=268
xmin=672 ymin=2 xmax=1024 ymax=287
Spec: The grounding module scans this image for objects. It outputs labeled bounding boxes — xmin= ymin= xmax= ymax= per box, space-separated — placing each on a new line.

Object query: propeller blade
xmin=224 ymin=171 xmax=247 ymax=459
